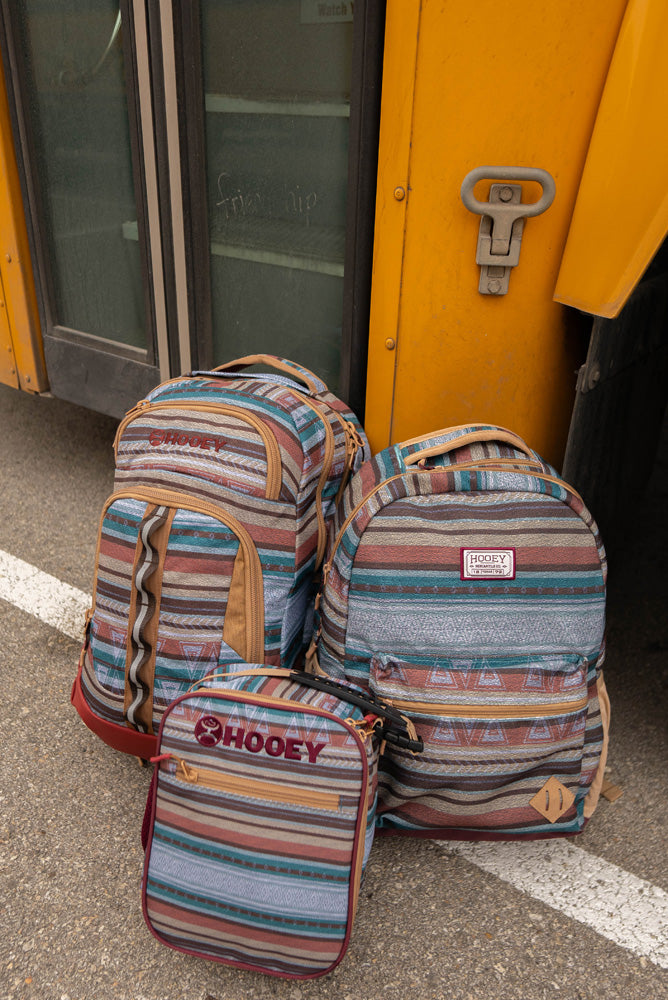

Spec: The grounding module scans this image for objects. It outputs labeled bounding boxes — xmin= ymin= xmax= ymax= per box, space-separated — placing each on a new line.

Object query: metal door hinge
xmin=461 ymin=166 xmax=556 ymax=295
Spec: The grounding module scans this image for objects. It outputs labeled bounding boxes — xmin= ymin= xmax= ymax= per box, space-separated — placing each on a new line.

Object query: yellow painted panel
xmin=0 ymin=59 xmax=46 ymax=392
xmin=364 ymin=1 xmax=420 ymax=449
xmin=0 ymin=269 xmax=18 ymax=387
xmin=366 ymin=0 xmax=627 ymax=467
xmin=554 ymin=0 xmax=668 ymax=318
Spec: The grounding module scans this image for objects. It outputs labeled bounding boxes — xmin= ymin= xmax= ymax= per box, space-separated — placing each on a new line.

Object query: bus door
xmin=0 ymin=0 xmax=383 ymax=417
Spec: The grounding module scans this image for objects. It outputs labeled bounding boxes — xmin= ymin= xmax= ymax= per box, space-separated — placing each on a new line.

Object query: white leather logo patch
xmin=461 ymin=548 xmax=515 ymax=580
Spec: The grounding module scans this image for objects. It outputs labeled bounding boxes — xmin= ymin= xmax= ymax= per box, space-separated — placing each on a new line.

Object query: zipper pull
xmin=315 ymin=562 xmax=332 ymax=612
xmin=175 ymin=757 xmax=198 ymax=782
xmin=345 ymin=714 xmax=379 ymax=742
xmin=150 ymin=753 xmax=198 ymax=783
xmin=82 ymin=607 xmax=93 ymax=639
xmin=342 ymin=421 xmax=365 ymax=480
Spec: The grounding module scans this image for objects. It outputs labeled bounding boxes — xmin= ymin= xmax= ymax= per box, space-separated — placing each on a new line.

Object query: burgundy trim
xmin=71 ymin=664 xmax=157 ymax=759
xmin=141 ymin=768 xmax=159 ymax=851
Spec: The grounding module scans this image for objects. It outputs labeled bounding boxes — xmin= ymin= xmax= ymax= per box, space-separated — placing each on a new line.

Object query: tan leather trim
xmin=583 ymin=672 xmax=611 ymax=819
xmin=601 ymin=778 xmax=623 ymax=803
xmin=212 ymin=354 xmax=320 ymax=393
xmin=399 ymin=422 xmax=515 ymax=447
xmin=305 ymin=644 xmax=329 ymax=678
xmin=171 ymin=756 xmax=340 ymax=811
xmin=334 ymin=419 xmax=365 ymax=506
xmin=114 ymin=400 xmax=282 ymax=500
xmin=188 ymin=668 xmax=293 ymax=692
xmin=530 ymin=776 xmax=576 ymax=823
xmin=403 ymin=428 xmax=534 ymax=465
xmin=222 ymin=546 xmax=250 ymax=660
xmin=110 ymin=487 xmax=265 ymax=664
xmin=388 ymin=696 xmax=588 ymax=719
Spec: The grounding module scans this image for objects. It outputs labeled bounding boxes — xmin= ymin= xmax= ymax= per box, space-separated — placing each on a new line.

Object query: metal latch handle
xmin=460 ymin=166 xmax=556 ymax=295
xmin=461 ymin=165 xmax=555 ymax=215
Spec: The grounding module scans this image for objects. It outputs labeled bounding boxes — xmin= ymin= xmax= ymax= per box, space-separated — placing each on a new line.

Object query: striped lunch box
xmin=141 ymin=668 xmax=385 ymax=979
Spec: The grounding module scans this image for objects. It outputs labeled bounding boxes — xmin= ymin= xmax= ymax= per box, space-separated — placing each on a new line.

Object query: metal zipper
xmin=114 ymin=400 xmax=283 ymax=501
xmin=165 ymin=754 xmax=341 ymax=812
xmin=386 ymin=694 xmax=589 ymax=719
xmin=98 ymin=487 xmax=265 ymax=663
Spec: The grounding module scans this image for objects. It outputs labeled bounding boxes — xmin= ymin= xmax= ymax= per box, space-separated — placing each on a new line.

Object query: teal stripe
xmin=153 ymin=821 xmax=350 ymax=882
xmin=147 ymin=878 xmax=347 ymax=938
xmin=349 ymin=570 xmax=605 ymax=588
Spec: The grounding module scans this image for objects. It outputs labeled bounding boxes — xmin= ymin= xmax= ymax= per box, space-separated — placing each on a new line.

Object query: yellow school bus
xmin=0 ymin=0 xmax=666 ymax=540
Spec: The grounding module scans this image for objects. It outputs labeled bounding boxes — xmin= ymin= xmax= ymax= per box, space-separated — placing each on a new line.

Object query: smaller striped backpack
xmin=311 ymin=423 xmax=610 ymax=840
xmin=141 ymin=667 xmax=421 ymax=979
xmin=72 ymin=355 xmax=367 ymax=760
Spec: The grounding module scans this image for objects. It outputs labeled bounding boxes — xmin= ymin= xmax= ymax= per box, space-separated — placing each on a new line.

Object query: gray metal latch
xmin=460 ymin=166 xmax=556 ymax=295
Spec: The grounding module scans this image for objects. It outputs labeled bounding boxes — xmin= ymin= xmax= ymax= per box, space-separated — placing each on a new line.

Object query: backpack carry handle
xmin=288 ymin=671 xmax=424 ymax=754
xmin=401 ymin=425 xmax=536 ymax=467
xmin=210 ymin=355 xmax=325 ymax=395
xmin=187 ymin=667 xmax=424 ymax=754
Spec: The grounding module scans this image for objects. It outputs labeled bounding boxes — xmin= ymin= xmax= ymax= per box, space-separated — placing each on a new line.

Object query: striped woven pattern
xmin=370 ymin=652 xmax=605 ymax=835
xmin=77 ymin=357 xmax=368 ymax=755
xmin=81 ymin=498 xmax=247 ymax=731
xmin=316 ymin=426 xmax=608 ymax=837
xmin=143 ymin=673 xmax=378 ymax=978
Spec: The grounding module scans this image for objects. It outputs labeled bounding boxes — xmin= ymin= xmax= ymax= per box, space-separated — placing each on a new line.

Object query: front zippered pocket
xmin=161 ymin=753 xmax=341 ymax=812
xmin=114 ymin=400 xmax=284 ymax=501
xmin=370 ymin=652 xmax=597 ymax=834
xmin=83 ymin=488 xmax=265 ymax=735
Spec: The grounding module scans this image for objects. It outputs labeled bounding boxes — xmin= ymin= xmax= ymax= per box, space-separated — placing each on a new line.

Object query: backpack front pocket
xmin=114 ymin=400 xmax=285 ymax=502
xmin=82 ymin=489 xmax=265 ymax=737
xmin=370 ymin=652 xmax=602 ymax=836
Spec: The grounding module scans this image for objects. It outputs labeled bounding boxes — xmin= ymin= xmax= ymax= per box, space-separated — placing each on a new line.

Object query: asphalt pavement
xmin=0 ymin=383 xmax=666 ymax=1000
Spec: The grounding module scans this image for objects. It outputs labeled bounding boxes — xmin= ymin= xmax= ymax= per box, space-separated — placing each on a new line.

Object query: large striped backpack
xmin=72 ymin=355 xmax=367 ymax=759
xmin=312 ymin=424 xmax=610 ymax=839
xmin=141 ymin=666 xmax=419 ymax=979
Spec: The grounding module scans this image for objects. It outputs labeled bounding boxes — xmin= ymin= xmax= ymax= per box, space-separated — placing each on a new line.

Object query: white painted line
xmin=0 ymin=549 xmax=90 ymax=641
xmin=1 ymin=546 xmax=667 ymax=970
xmin=446 ymin=840 xmax=668 ymax=969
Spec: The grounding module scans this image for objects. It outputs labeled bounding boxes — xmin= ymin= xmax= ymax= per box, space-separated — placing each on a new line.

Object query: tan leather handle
xmin=403 ymin=427 xmax=534 ymax=466
xmin=212 ymin=355 xmax=321 ymax=394
xmin=187 ymin=667 xmax=291 ymax=693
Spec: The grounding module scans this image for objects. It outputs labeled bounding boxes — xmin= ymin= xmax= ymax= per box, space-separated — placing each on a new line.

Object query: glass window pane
xmin=16 ymin=1 xmax=146 ymax=349
xmin=201 ymin=0 xmax=354 ymax=392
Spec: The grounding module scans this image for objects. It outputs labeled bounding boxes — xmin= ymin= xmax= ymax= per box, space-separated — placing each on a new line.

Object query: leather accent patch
xmin=529 ymin=776 xmax=576 ymax=823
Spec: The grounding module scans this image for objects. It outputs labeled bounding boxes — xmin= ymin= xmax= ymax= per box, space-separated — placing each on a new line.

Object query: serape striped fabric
xmin=316 ymin=425 xmax=609 ymax=837
xmin=74 ymin=356 xmax=367 ymax=758
xmin=142 ymin=671 xmax=378 ymax=978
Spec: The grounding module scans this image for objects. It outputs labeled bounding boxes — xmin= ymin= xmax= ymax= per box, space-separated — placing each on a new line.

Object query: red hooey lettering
xmin=148 ymin=429 xmax=227 ymax=451
xmin=195 ymin=718 xmax=327 ymax=762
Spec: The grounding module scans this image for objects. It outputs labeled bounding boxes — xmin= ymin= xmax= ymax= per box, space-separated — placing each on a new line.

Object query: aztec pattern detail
xmin=73 ymin=356 xmax=368 ymax=758
xmin=315 ymin=425 xmax=610 ymax=838
xmin=125 ymin=504 xmax=170 ymax=731
xmin=142 ymin=671 xmax=379 ymax=979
